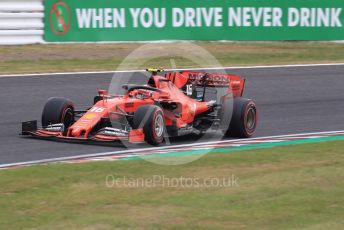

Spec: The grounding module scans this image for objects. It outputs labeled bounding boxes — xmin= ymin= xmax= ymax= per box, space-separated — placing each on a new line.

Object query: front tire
xmin=41 ymin=97 xmax=75 ymax=133
xmin=132 ymin=105 xmax=165 ymax=146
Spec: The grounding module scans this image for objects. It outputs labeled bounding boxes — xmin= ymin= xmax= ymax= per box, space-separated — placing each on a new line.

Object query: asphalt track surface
xmin=1 ymin=65 xmax=344 ymax=164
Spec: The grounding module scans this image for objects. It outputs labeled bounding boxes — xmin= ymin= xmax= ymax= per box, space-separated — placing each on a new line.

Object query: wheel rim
xmin=246 ymin=107 xmax=256 ymax=130
xmin=154 ymin=113 xmax=164 ymax=137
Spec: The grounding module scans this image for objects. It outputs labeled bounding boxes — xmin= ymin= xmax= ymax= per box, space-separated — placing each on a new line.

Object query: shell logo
xmin=83 ymin=113 xmax=97 ymax=119
xmin=188 ymin=103 xmax=197 ymax=117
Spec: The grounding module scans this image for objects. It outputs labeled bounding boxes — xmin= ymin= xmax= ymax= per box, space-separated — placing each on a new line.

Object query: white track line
xmin=1 ymin=130 xmax=344 ymax=169
xmin=1 ymin=63 xmax=344 ymax=78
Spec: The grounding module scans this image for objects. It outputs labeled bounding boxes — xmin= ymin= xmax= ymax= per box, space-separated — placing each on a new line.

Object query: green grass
xmin=1 ymin=141 xmax=344 ymax=229
xmin=1 ymin=42 xmax=344 ymax=74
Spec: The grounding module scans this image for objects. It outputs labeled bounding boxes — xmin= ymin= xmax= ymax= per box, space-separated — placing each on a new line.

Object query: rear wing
xmin=165 ymin=71 xmax=245 ymax=97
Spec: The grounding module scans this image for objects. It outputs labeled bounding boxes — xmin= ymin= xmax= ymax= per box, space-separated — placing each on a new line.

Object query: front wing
xmin=21 ymin=120 xmax=145 ymax=143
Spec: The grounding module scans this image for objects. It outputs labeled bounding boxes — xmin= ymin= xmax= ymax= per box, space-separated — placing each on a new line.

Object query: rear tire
xmin=41 ymin=97 xmax=75 ymax=133
xmin=222 ymin=97 xmax=257 ymax=138
xmin=132 ymin=105 xmax=165 ymax=146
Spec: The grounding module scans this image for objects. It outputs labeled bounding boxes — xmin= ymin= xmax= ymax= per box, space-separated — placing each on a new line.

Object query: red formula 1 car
xmin=22 ymin=68 xmax=257 ymax=145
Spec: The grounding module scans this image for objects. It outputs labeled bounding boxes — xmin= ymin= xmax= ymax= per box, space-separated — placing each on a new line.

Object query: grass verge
xmin=1 ymin=42 xmax=344 ymax=74
xmin=0 ymin=140 xmax=343 ymax=229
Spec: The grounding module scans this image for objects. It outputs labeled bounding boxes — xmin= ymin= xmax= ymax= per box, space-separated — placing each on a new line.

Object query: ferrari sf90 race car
xmin=22 ymin=68 xmax=258 ymax=146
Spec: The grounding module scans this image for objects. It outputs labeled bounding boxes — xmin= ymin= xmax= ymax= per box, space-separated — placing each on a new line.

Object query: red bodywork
xmin=24 ymin=71 xmax=245 ymax=143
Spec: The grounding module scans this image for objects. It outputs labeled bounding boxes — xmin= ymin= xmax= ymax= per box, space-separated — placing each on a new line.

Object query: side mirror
xmin=98 ymin=89 xmax=108 ymax=96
